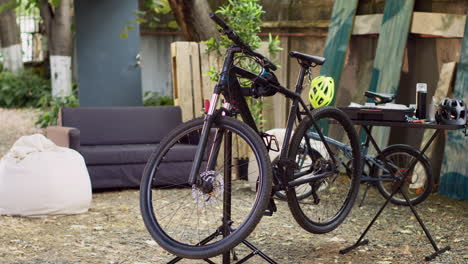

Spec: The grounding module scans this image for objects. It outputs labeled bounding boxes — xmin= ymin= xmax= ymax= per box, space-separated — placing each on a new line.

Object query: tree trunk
xmin=0 ymin=0 xmax=23 ymax=74
xmin=39 ymin=0 xmax=73 ymax=97
xmin=168 ymin=0 xmax=218 ymax=41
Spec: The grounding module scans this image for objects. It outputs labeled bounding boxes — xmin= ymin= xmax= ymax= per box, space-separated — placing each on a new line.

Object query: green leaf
xmin=167 ymin=20 xmax=179 ymax=29
xmin=51 ymin=0 xmax=61 ymax=8
xmin=120 ymin=31 xmax=129 ymax=39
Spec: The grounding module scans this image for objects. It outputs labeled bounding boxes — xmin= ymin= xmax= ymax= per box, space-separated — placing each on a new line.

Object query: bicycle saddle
xmin=364 ymin=91 xmax=395 ymax=104
xmin=289 ymin=51 xmax=326 ymax=66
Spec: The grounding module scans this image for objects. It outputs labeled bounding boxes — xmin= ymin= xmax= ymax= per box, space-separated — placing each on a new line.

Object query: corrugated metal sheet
xmin=140 ymin=34 xmax=182 ymax=97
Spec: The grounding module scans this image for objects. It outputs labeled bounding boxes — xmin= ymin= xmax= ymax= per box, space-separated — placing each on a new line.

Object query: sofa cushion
xmin=61 ymin=106 xmax=182 ymax=145
xmin=79 ymin=143 xmax=200 ymax=165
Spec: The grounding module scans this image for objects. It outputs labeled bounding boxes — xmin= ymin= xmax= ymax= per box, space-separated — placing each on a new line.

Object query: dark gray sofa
xmin=46 ymin=106 xmax=196 ymax=190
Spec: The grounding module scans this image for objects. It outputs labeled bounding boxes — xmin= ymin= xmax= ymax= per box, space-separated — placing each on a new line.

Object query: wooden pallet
xmin=171 ymin=42 xmax=203 ymax=122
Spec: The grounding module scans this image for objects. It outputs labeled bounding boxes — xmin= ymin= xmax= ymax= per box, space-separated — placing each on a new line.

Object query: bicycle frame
xmin=188 ymin=45 xmax=337 ymax=188
xmin=306 ymin=129 xmax=401 ymax=183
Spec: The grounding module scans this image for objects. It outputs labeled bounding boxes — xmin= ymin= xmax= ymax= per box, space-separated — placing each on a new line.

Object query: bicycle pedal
xmin=261 ymin=133 xmax=280 ymax=152
xmin=263 ymin=198 xmax=277 ymax=216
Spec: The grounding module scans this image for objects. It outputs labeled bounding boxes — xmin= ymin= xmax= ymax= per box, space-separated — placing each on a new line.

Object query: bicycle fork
xmin=188 ymin=93 xmax=221 ymax=185
xmin=188 ymin=93 xmax=232 ymax=187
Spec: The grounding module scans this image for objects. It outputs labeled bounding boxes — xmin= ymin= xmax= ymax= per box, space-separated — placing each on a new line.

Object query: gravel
xmin=0 ymin=108 xmax=467 ymax=264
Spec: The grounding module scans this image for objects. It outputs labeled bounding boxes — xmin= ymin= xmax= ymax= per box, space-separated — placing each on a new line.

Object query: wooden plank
xmin=434 ymin=62 xmax=457 ymax=101
xmin=199 ymin=42 xmax=213 ymax=103
xmin=440 ymin=18 xmax=468 ymax=198
xmin=190 ymin=42 xmax=203 ymax=118
xmin=419 ymin=62 xmax=456 ymax=184
xmin=370 ymin=0 xmax=415 ymax=95
xmin=272 ymin=36 xmax=290 ymax=129
xmin=199 ymin=42 xmax=225 ymax=103
xmin=255 ymin=39 xmax=287 ymax=130
xmin=172 ymin=41 xmax=195 ymax=122
xmin=171 ymin=43 xmax=179 ymax=105
xmin=258 ymin=42 xmax=274 ymax=132
xmin=353 ymin=14 xmax=382 ymax=35
xmin=262 ymin=20 xmax=329 ymax=29
xmin=320 ymin=0 xmax=358 ymax=105
xmin=369 ymin=0 xmax=415 ymax=148
xmin=411 ymin=12 xmax=466 ymax=38
xmin=352 ymin=12 xmax=467 ymax=38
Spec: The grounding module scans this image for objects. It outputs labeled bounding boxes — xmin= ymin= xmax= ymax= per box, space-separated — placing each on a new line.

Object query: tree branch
xmin=168 ymin=0 xmax=218 ymax=41
xmin=38 ymin=0 xmax=53 ymax=35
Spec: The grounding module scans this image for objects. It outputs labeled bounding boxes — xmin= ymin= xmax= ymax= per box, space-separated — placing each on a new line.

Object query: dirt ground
xmin=0 ymin=108 xmax=467 ymax=264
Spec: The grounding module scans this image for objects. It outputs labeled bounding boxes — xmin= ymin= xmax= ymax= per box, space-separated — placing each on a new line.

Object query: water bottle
xmin=416 ymin=83 xmax=427 ymax=119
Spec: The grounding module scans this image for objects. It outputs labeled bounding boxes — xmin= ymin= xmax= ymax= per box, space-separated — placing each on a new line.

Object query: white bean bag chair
xmin=0 ymin=134 xmax=92 ymax=217
xmin=248 ymin=128 xmax=328 ymax=192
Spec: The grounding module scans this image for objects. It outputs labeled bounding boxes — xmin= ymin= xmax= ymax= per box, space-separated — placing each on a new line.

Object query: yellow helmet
xmin=309 ymin=76 xmax=335 ymax=108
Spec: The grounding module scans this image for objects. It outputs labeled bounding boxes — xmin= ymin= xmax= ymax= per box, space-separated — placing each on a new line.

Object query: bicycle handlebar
xmin=209 ymin=12 xmax=277 ymax=71
xmin=209 ymin=12 xmax=229 ymax=30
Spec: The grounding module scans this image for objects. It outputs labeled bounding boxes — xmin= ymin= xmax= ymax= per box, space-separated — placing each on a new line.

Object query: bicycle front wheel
xmin=286 ymin=106 xmax=361 ymax=234
xmin=140 ymin=117 xmax=272 ymax=259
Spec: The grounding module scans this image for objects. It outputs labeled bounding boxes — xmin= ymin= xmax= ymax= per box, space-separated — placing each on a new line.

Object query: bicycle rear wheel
xmin=286 ymin=106 xmax=361 ymax=234
xmin=371 ymin=144 xmax=433 ymax=206
xmin=140 ymin=117 xmax=272 ymax=259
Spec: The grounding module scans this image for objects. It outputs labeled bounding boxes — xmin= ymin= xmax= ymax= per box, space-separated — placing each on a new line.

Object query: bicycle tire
xmin=140 ymin=117 xmax=272 ymax=259
xmin=286 ymin=106 xmax=361 ymax=234
xmin=371 ymin=144 xmax=433 ymax=206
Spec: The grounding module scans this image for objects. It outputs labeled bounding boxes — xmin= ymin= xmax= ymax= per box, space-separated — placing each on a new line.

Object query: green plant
xmin=143 ymin=91 xmax=174 ymax=106
xmin=0 ymin=70 xmax=51 ymax=108
xmin=35 ymin=94 xmax=79 ymax=128
xmin=120 ymin=0 xmax=176 ymax=39
xmin=205 ymin=0 xmax=282 ymax=131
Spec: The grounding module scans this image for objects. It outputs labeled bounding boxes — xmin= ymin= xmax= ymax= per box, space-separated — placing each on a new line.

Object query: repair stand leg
xmin=398 ymin=189 xmax=450 ymax=261
xmin=223 ymin=131 xmax=232 ymax=264
xmin=339 ymin=183 xmax=399 ymax=254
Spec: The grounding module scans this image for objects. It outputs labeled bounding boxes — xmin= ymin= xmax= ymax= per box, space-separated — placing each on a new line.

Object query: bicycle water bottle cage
xmin=261 ymin=133 xmax=280 ymax=152
xmin=365 ymin=91 xmax=395 ymax=104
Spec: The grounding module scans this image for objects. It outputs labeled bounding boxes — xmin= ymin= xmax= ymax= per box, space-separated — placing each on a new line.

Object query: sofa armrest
xmin=46 ymin=126 xmax=81 ymax=150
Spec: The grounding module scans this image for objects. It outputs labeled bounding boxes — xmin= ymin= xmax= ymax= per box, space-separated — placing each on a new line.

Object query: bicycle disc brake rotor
xmin=192 ymin=171 xmax=224 ymax=207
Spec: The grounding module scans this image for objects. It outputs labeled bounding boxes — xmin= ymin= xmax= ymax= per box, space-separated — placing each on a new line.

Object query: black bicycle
xmin=140 ymin=13 xmax=362 ymax=259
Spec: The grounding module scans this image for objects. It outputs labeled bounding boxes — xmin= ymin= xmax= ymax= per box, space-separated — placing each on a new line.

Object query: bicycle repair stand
xmin=339 ymin=126 xmax=450 ymax=261
xmin=167 ymin=132 xmax=277 ymax=264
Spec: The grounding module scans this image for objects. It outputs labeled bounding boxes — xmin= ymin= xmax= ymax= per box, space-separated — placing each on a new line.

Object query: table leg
xmin=341 ymin=128 xmax=450 ymax=261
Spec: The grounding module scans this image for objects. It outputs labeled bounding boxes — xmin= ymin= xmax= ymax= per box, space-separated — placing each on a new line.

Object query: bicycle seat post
xmin=294 ymin=62 xmax=310 ymax=95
